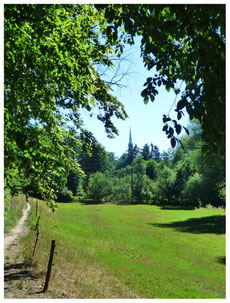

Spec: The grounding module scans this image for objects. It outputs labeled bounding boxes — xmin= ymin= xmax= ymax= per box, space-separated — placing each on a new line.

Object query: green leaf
xmin=144 ymin=96 xmax=149 ymax=104
xmin=166 ymin=84 xmax=170 ymax=92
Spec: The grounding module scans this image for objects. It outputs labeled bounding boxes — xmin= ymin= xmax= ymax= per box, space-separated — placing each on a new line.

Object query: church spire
xmin=128 ymin=128 xmax=133 ymax=150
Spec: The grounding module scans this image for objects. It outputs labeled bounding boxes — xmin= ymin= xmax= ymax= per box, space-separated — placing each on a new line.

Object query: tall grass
xmin=22 ymin=200 xmax=225 ymax=299
xmin=4 ymin=189 xmax=26 ymax=232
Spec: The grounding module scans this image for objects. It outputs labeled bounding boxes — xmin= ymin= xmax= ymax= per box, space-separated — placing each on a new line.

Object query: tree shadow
xmin=148 ymin=215 xmax=225 ymax=234
xmin=4 ymin=263 xmax=25 ymax=271
xmin=217 ymin=256 xmax=226 ymax=265
xmin=160 ymin=205 xmax=195 ymax=210
xmin=80 ymin=202 xmax=101 ymax=205
xmin=4 ymin=262 xmax=39 ymax=282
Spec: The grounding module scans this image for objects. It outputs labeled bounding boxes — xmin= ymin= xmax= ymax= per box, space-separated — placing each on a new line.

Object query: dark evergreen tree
xmin=142 ymin=144 xmax=151 ymax=160
xmin=116 ymin=152 xmax=129 ymax=170
xmin=116 ymin=130 xmax=140 ymax=168
xmin=150 ymin=144 xmax=161 ymax=161
xmin=126 ymin=144 xmax=140 ymax=166
xmin=161 ymin=151 xmax=171 ymax=166
xmin=79 ymin=144 xmax=108 ymax=176
xmin=67 ymin=172 xmax=81 ymax=196
xmin=146 ymin=159 xmax=157 ymax=180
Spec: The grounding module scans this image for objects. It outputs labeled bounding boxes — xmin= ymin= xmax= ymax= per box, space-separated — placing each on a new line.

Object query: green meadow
xmin=5 ymin=4 xmax=225 ymax=300
xmin=23 ymin=199 xmax=225 ymax=299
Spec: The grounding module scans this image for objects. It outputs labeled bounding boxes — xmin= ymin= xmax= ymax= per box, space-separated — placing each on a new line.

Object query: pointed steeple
xmin=128 ymin=128 xmax=133 ymax=150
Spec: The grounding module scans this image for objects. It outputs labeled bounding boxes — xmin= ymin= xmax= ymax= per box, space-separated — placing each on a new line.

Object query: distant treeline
xmin=6 ymin=121 xmax=225 ymax=208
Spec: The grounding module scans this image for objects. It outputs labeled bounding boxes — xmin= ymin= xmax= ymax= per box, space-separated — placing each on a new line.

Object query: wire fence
xmin=30 ymin=198 xmax=139 ymax=299
xmin=55 ymin=254 xmax=111 ymax=298
xmin=55 ymin=254 xmax=139 ymax=299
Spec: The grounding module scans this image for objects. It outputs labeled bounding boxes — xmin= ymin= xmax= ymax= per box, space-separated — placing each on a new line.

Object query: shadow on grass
xmin=4 ymin=262 xmax=38 ymax=282
xmin=79 ymin=201 xmax=135 ymax=206
xmin=80 ymin=200 xmax=102 ymax=205
xmin=148 ymin=215 xmax=225 ymax=234
xmin=160 ymin=205 xmax=195 ymax=210
xmin=217 ymin=256 xmax=226 ymax=265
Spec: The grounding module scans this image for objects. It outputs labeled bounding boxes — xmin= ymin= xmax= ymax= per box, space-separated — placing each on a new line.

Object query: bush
xmin=111 ymin=177 xmax=131 ymax=204
xmin=182 ymin=173 xmax=204 ymax=206
xmin=148 ymin=165 xmax=177 ymax=205
xmin=218 ymin=182 xmax=226 ymax=207
xmin=87 ymin=172 xmax=111 ymax=203
xmin=56 ymin=187 xmax=73 ymax=202
xmin=141 ymin=175 xmax=155 ymax=204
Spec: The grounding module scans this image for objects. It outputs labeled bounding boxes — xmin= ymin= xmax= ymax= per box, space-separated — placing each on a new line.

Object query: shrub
xmin=218 ymin=182 xmax=226 ymax=207
xmin=87 ymin=172 xmax=111 ymax=203
xmin=141 ymin=175 xmax=155 ymax=203
xmin=148 ymin=165 xmax=177 ymax=205
xmin=182 ymin=173 xmax=204 ymax=206
xmin=111 ymin=177 xmax=131 ymax=204
xmin=56 ymin=187 xmax=73 ymax=202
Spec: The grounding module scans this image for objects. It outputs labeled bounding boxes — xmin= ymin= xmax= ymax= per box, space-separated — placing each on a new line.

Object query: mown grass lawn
xmin=23 ymin=200 xmax=225 ymax=298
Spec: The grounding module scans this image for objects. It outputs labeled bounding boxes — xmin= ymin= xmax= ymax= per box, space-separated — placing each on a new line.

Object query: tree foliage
xmin=4 ymin=4 xmax=127 ymax=208
xmin=84 ymin=121 xmax=225 ymax=208
xmin=5 ymin=4 xmax=225 ymax=208
xmin=97 ymin=4 xmax=225 ymax=155
xmin=87 ymin=172 xmax=111 ymax=203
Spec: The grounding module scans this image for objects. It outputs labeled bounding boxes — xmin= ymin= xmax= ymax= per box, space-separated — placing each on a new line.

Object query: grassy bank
xmin=22 ymin=200 xmax=225 ymax=298
xmin=4 ymin=189 xmax=26 ymax=232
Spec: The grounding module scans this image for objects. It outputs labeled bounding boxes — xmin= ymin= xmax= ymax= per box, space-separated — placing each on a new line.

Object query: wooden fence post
xmin=32 ymin=227 xmax=40 ymax=258
xmin=43 ymin=240 xmax=56 ymax=293
xmin=29 ymin=215 xmax=40 ymax=265
xmin=34 ymin=215 xmax=40 ymax=231
xmin=36 ymin=199 xmax=38 ymax=216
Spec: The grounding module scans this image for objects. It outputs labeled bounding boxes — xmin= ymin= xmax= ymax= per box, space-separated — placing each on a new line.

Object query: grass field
xmin=22 ymin=199 xmax=225 ymax=298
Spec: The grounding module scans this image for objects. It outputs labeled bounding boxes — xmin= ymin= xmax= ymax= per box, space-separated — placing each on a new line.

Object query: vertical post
xmin=43 ymin=240 xmax=56 ymax=293
xmin=32 ymin=227 xmax=40 ymax=258
xmin=36 ymin=200 xmax=38 ymax=216
xmin=34 ymin=216 xmax=40 ymax=231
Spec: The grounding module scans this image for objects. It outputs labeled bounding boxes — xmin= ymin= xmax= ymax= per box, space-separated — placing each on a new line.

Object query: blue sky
xmin=80 ymin=36 xmax=189 ymax=158
xmin=79 ymin=36 xmax=189 ymax=158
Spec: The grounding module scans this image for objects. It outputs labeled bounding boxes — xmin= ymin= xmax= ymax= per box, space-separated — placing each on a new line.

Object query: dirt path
xmin=4 ymin=201 xmax=65 ymax=299
xmin=4 ymin=202 xmax=31 ymax=250
xmin=4 ymin=202 xmax=41 ymax=299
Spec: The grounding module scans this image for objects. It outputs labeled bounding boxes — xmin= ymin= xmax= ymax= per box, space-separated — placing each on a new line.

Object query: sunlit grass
xmin=22 ymin=200 xmax=225 ymax=298
xmin=4 ymin=192 xmax=26 ymax=232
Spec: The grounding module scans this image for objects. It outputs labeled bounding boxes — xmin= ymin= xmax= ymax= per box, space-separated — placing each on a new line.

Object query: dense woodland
xmin=84 ymin=121 xmax=225 ymax=208
xmin=6 ymin=120 xmax=225 ymax=209
xmin=4 ymin=4 xmax=225 ymax=210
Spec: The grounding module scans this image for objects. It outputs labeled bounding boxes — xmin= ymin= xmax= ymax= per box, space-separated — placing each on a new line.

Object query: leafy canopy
xmin=97 ymin=4 xmax=225 ymax=155
xmin=5 ymin=4 xmax=225 ymax=208
xmin=4 ymin=4 xmax=127 ymax=208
